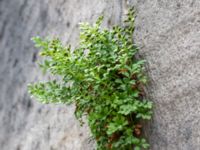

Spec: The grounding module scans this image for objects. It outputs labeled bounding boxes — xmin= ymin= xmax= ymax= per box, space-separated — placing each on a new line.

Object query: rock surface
xmin=132 ymin=1 xmax=200 ymax=150
xmin=0 ymin=0 xmax=200 ymax=150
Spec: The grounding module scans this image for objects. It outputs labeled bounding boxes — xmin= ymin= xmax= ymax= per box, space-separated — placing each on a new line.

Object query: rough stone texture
xmin=132 ymin=0 xmax=200 ymax=150
xmin=0 ymin=0 xmax=200 ymax=150
xmin=0 ymin=0 xmax=123 ymax=150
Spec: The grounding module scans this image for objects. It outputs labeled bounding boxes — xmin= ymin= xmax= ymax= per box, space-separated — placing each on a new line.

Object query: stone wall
xmin=0 ymin=0 xmax=200 ymax=150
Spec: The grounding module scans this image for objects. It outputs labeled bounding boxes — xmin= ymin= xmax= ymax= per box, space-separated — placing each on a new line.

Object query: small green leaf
xmin=134 ymin=146 xmax=141 ymax=150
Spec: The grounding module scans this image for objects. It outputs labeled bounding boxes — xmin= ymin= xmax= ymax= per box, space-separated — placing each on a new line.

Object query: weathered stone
xmin=0 ymin=0 xmax=123 ymax=150
xmin=0 ymin=0 xmax=200 ymax=150
xmin=132 ymin=0 xmax=200 ymax=150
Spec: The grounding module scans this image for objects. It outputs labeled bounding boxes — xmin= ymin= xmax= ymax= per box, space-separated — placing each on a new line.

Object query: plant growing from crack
xmin=28 ymin=8 xmax=152 ymax=150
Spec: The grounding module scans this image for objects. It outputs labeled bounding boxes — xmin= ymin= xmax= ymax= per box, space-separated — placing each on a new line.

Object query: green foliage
xmin=28 ymin=8 xmax=152 ymax=150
